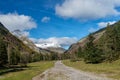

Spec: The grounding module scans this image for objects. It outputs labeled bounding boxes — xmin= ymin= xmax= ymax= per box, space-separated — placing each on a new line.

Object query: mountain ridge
xmin=12 ymin=29 xmax=65 ymax=54
xmin=65 ymin=21 xmax=119 ymax=55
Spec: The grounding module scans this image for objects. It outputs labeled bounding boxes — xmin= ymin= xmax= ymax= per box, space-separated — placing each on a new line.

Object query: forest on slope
xmin=0 ymin=22 xmax=65 ymax=68
xmin=65 ymin=21 xmax=120 ymax=63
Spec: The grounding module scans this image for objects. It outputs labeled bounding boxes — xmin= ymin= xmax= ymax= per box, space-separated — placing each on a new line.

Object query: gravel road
xmin=32 ymin=61 xmax=113 ymax=80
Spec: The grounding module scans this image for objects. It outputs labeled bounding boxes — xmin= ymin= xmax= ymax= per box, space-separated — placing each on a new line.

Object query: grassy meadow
xmin=63 ymin=60 xmax=120 ymax=79
xmin=0 ymin=61 xmax=54 ymax=80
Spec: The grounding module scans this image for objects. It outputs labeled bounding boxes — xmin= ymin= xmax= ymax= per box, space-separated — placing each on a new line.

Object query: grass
xmin=0 ymin=61 xmax=54 ymax=80
xmin=63 ymin=60 xmax=120 ymax=79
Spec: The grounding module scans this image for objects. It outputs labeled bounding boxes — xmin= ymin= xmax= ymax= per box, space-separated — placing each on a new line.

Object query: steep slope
xmin=0 ymin=23 xmax=9 ymax=32
xmin=12 ymin=30 xmax=39 ymax=52
xmin=0 ymin=23 xmax=31 ymax=52
xmin=12 ymin=30 xmax=65 ymax=54
xmin=38 ymin=47 xmax=53 ymax=54
xmin=66 ymin=20 xmax=120 ymax=62
xmin=65 ymin=29 xmax=105 ymax=54
xmin=0 ymin=22 xmax=35 ymax=65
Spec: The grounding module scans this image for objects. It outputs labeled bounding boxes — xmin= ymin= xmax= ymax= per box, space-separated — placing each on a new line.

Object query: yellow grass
xmin=63 ymin=60 xmax=120 ymax=79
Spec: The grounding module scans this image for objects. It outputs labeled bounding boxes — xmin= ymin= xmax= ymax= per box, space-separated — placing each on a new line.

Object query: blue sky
xmin=0 ymin=0 xmax=120 ymax=49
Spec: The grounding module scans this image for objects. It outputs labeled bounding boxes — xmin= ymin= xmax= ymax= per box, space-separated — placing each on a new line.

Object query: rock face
xmin=19 ymin=36 xmax=40 ymax=52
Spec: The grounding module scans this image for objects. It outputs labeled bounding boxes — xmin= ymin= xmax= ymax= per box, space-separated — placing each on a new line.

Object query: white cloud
xmin=88 ymin=27 xmax=98 ymax=33
xmin=55 ymin=0 xmax=120 ymax=20
xmin=12 ymin=29 xmax=30 ymax=37
xmin=30 ymin=37 xmax=78 ymax=48
xmin=88 ymin=21 xmax=116 ymax=33
xmin=22 ymin=31 xmax=30 ymax=37
xmin=0 ymin=13 xmax=37 ymax=31
xmin=41 ymin=16 xmax=50 ymax=23
xmin=98 ymin=21 xmax=116 ymax=28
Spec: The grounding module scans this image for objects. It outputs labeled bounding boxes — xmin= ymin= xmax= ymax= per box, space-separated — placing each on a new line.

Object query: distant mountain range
xmin=0 ymin=22 xmax=65 ymax=66
xmin=45 ymin=47 xmax=66 ymax=54
xmin=35 ymin=43 xmax=61 ymax=49
xmin=12 ymin=29 xmax=65 ymax=54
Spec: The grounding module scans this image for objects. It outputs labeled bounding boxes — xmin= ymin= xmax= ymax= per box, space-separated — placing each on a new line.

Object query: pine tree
xmin=104 ymin=23 xmax=118 ymax=62
xmin=83 ymin=34 xmax=103 ymax=63
xmin=76 ymin=47 xmax=83 ymax=58
xmin=0 ymin=37 xmax=8 ymax=67
xmin=9 ymin=48 xmax=20 ymax=65
xmin=20 ymin=52 xmax=29 ymax=67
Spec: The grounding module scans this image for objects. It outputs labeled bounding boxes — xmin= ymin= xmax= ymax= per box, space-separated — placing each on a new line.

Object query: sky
xmin=0 ymin=0 xmax=120 ymax=49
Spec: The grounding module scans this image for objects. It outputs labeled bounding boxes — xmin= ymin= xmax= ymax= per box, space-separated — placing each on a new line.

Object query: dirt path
xmin=32 ymin=61 xmax=113 ymax=80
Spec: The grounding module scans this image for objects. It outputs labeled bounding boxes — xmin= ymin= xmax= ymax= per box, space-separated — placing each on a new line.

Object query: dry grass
xmin=63 ymin=60 xmax=120 ymax=79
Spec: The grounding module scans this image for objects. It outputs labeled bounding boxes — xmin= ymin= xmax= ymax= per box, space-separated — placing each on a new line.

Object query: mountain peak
xmin=35 ymin=43 xmax=61 ymax=49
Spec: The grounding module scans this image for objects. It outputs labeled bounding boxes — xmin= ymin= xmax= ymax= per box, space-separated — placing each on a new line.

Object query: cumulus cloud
xmin=55 ymin=0 xmax=120 ymax=20
xmin=88 ymin=21 xmax=116 ymax=33
xmin=0 ymin=13 xmax=37 ymax=31
xmin=98 ymin=21 xmax=116 ymax=28
xmin=41 ymin=16 xmax=50 ymax=23
xmin=30 ymin=37 xmax=78 ymax=48
xmin=88 ymin=27 xmax=98 ymax=33
xmin=22 ymin=31 xmax=30 ymax=37
xmin=12 ymin=29 xmax=30 ymax=37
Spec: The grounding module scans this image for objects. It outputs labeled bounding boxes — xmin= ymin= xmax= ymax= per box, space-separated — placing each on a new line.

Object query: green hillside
xmin=0 ymin=22 xmax=37 ymax=67
xmin=66 ymin=20 xmax=120 ymax=63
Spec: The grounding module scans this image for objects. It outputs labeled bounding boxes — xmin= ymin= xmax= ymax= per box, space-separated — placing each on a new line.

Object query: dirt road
xmin=32 ymin=61 xmax=112 ymax=80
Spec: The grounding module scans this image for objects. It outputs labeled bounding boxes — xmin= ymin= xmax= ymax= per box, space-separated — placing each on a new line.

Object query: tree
xmin=0 ymin=37 xmax=8 ymax=67
xmin=103 ymin=23 xmax=118 ymax=62
xmin=32 ymin=52 xmax=42 ymax=62
xmin=9 ymin=48 xmax=20 ymax=65
xmin=83 ymin=34 xmax=103 ymax=63
xmin=76 ymin=47 xmax=83 ymax=58
xmin=50 ymin=53 xmax=59 ymax=60
xmin=20 ymin=52 xmax=29 ymax=67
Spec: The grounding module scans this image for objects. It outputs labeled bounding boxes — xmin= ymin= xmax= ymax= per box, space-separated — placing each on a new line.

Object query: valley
xmin=1 ymin=19 xmax=120 ymax=80
xmin=1 ymin=0 xmax=120 ymax=80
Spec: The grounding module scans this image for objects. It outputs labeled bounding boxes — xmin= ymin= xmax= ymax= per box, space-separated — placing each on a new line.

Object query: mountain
xmin=11 ymin=30 xmax=64 ymax=54
xmin=65 ymin=21 xmax=120 ymax=56
xmin=45 ymin=47 xmax=66 ymax=54
xmin=35 ymin=41 xmax=65 ymax=54
xmin=12 ymin=29 xmax=65 ymax=55
xmin=12 ymin=30 xmax=39 ymax=52
xmin=0 ymin=22 xmax=36 ymax=66
xmin=65 ymin=28 xmax=105 ymax=54
xmin=35 ymin=43 xmax=61 ymax=49
xmin=0 ymin=23 xmax=33 ymax=53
